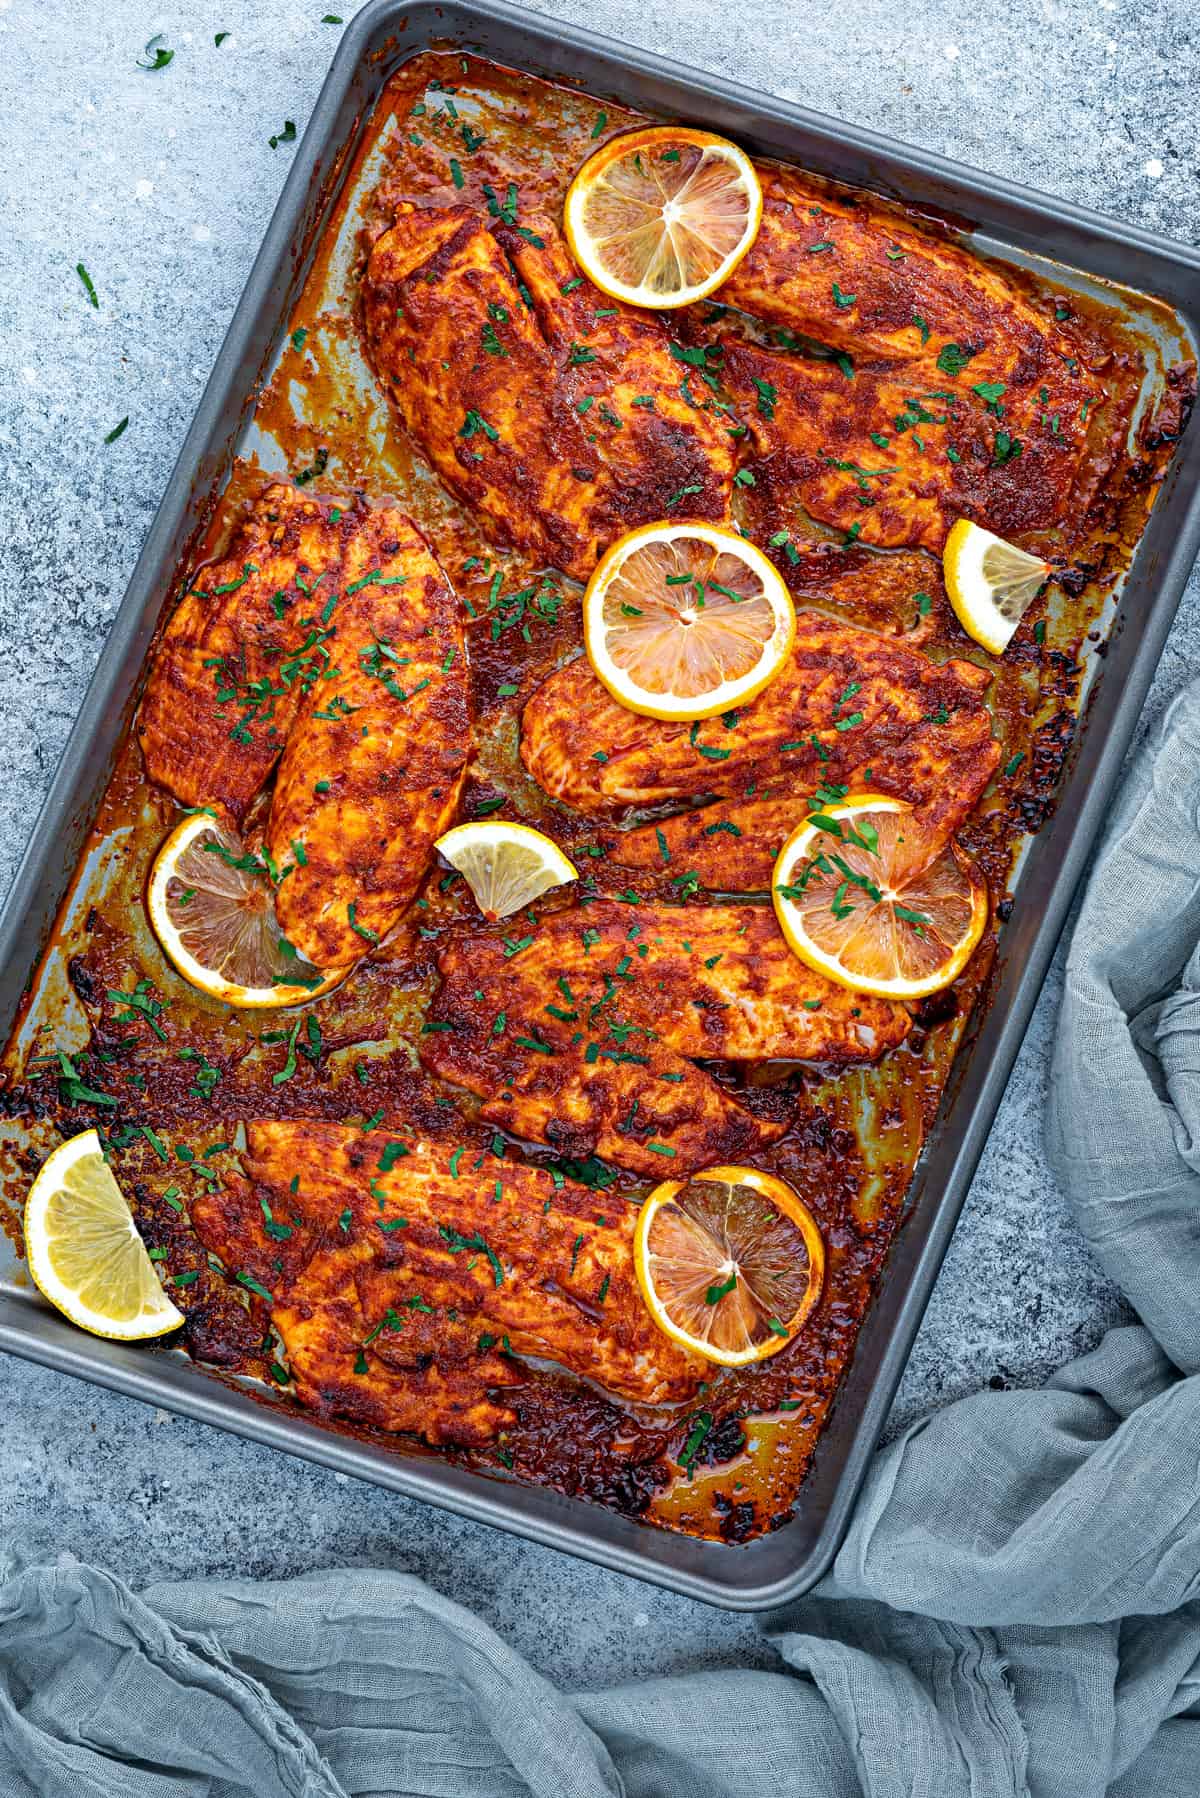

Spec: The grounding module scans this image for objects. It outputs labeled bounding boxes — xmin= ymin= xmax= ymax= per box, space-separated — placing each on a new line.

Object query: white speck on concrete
xmin=943 ymin=43 xmax=961 ymax=58
xmin=192 ymin=224 xmax=212 ymax=242
xmin=135 ymin=179 xmax=155 ymax=198
xmin=1143 ymin=157 xmax=1164 ymax=178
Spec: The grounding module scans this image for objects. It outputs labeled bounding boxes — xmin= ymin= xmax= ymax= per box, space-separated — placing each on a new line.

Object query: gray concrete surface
xmin=0 ymin=0 xmax=1195 ymax=1681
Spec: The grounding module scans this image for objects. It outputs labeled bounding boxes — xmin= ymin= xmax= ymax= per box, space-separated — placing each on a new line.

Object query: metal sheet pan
xmin=2 ymin=0 xmax=1198 ymax=1610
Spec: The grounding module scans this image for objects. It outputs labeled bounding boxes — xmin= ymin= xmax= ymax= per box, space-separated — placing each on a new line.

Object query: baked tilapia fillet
xmin=521 ymin=605 xmax=999 ymax=890
xmin=191 ymin=1121 xmax=708 ymax=1448
xmin=138 ymin=485 xmax=469 ymax=967
xmin=359 ymin=204 xmax=737 ymax=582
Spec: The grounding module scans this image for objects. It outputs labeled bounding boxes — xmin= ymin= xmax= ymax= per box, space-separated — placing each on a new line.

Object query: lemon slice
xmin=943 ymin=519 xmax=1050 ymax=655
xmin=434 ymin=820 xmax=578 ymax=921
xmin=634 ymin=1165 xmax=824 ymax=1367
xmin=583 ymin=521 xmax=795 ymax=720
xmin=24 ymin=1129 xmax=184 ymax=1340
xmin=772 ymin=794 xmax=989 ymax=999
xmin=147 ymin=813 xmax=344 ymax=1008
xmin=564 ymin=125 xmax=763 ymax=309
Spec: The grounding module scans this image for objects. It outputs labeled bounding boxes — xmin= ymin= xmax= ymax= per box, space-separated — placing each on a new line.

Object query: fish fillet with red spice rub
xmin=265 ymin=507 xmax=469 ymax=969
xmin=191 ymin=1122 xmax=706 ymax=1433
xmin=359 ymin=205 xmax=735 ymax=582
xmin=716 ymin=161 xmax=1124 ymax=546
xmin=421 ymin=900 xmax=909 ymax=1174
xmin=522 ymin=607 xmax=997 ymax=820
xmin=138 ymin=483 xmax=347 ymax=820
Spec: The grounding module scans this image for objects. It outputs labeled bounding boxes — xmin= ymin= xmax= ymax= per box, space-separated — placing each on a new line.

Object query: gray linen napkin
xmin=5 ymin=685 xmax=1200 ymax=1798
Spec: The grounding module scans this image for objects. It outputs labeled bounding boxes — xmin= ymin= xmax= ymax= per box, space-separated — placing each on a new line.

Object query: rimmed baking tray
xmin=2 ymin=0 xmax=1198 ymax=1609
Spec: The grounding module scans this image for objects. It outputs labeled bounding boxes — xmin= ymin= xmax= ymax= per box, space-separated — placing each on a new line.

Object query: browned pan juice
xmin=0 ymin=50 xmax=1192 ymax=1543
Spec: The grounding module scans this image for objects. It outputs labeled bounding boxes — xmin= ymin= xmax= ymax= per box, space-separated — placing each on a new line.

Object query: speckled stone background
xmin=0 ymin=0 xmax=1195 ymax=1680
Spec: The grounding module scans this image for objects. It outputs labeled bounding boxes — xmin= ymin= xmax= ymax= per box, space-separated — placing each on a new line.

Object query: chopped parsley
xmin=347 ymin=901 xmax=379 ymax=943
xmin=753 ymin=377 xmax=777 ymax=419
xmin=439 ymin=1223 xmax=504 ymax=1286
xmin=678 ymin=1410 xmax=714 ymax=1477
xmin=460 ymin=408 xmax=499 ymax=442
xmin=972 ymin=379 xmax=1007 ymax=412
xmin=936 ymin=343 xmax=979 ymax=376
xmin=56 ymin=1051 xmax=117 ymax=1109
xmin=992 ymin=430 xmax=1023 ymax=466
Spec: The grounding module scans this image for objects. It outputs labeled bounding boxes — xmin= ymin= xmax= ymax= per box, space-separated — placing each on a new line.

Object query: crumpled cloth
xmin=6 ymin=688 xmax=1200 ymax=1798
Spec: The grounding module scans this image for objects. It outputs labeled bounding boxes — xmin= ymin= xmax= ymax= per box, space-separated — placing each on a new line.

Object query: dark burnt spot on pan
xmin=714 ymin=1495 xmax=760 ymax=1543
xmin=694 ymin=1412 xmax=747 ymax=1468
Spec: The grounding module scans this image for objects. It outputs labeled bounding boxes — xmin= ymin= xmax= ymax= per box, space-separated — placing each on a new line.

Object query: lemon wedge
xmin=943 ymin=518 xmax=1050 ymax=655
xmin=434 ymin=820 xmax=578 ymax=921
xmin=24 ymin=1129 xmax=185 ymax=1340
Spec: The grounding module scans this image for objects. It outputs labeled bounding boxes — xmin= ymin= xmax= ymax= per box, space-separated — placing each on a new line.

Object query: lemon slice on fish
xmin=943 ymin=519 xmax=1050 ymax=655
xmin=772 ymin=795 xmax=989 ymax=999
xmin=24 ymin=1129 xmax=185 ymax=1340
xmin=564 ymin=125 xmax=763 ymax=309
xmin=147 ymin=813 xmax=345 ymax=1007
xmin=435 ymin=821 xmax=578 ymax=921
xmin=635 ymin=1165 xmax=824 ymax=1367
xmin=583 ymin=521 xmax=795 ymax=720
